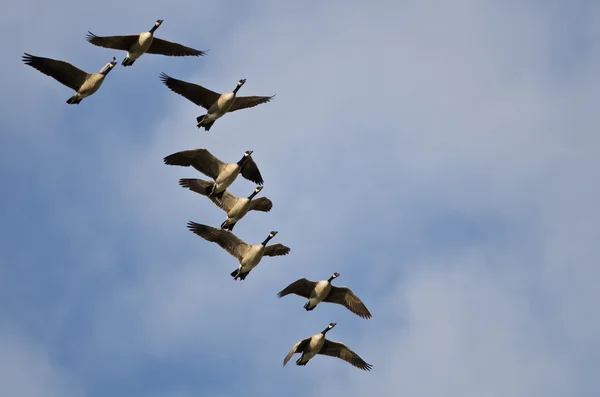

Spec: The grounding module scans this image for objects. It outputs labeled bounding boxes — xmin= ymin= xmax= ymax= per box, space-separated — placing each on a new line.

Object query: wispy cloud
xmin=2 ymin=0 xmax=599 ymax=396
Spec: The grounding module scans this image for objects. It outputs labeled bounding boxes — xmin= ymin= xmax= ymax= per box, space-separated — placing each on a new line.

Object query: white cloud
xmin=2 ymin=0 xmax=600 ymax=396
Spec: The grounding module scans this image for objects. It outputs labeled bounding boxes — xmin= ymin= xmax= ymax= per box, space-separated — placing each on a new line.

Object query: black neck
xmin=149 ymin=24 xmax=159 ymax=33
xmin=233 ymin=84 xmax=242 ymax=94
xmin=321 ymin=327 xmax=331 ymax=335
xmin=248 ymin=190 xmax=259 ymax=200
xmin=327 ymin=275 xmax=336 ymax=282
xmin=102 ymin=67 xmax=113 ymax=76
xmin=236 ymin=155 xmax=249 ymax=167
xmin=261 ymin=235 xmax=273 ymax=246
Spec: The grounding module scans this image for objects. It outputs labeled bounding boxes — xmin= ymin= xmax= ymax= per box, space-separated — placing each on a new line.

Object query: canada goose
xmin=179 ymin=178 xmax=273 ymax=231
xmin=164 ymin=149 xmax=263 ymax=200
xmin=277 ymin=273 xmax=372 ymax=319
xmin=22 ymin=53 xmax=117 ymax=104
xmin=159 ymin=74 xmax=275 ymax=130
xmin=86 ymin=20 xmax=206 ymax=66
xmin=283 ymin=323 xmax=372 ymax=371
xmin=186 ymin=222 xmax=290 ymax=280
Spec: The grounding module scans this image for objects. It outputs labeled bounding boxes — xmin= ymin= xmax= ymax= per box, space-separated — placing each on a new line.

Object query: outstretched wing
xmin=282 ymin=337 xmax=310 ymax=367
xmin=324 ymin=286 xmax=372 ymax=319
xmin=229 ymin=95 xmax=275 ymax=112
xmin=320 ymin=340 xmax=373 ymax=371
xmin=240 ymin=157 xmax=263 ymax=185
xmin=85 ymin=32 xmax=139 ymax=51
xmin=263 ymin=243 xmax=290 ymax=257
xmin=164 ymin=148 xmax=225 ymax=179
xmin=277 ymin=278 xmax=317 ymax=299
xmin=22 ymin=53 xmax=89 ymax=91
xmin=248 ymin=197 xmax=273 ymax=212
xmin=186 ymin=221 xmax=249 ymax=261
xmin=179 ymin=178 xmax=239 ymax=212
xmin=147 ymin=37 xmax=206 ymax=56
xmin=159 ymin=72 xmax=219 ymax=109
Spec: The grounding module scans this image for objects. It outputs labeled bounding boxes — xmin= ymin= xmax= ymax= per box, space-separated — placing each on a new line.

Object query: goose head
xmin=328 ymin=272 xmax=340 ymax=282
xmin=99 ymin=57 xmax=117 ymax=75
xmin=233 ymin=78 xmax=246 ymax=94
xmin=261 ymin=230 xmax=278 ymax=246
xmin=150 ymin=19 xmax=164 ymax=33
xmin=248 ymin=185 xmax=264 ymax=199
xmin=321 ymin=322 xmax=336 ymax=335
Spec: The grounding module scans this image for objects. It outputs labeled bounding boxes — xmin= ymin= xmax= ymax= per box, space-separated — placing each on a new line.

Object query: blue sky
xmin=2 ymin=0 xmax=600 ymax=396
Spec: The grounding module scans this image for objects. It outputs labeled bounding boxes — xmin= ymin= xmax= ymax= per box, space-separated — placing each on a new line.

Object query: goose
xmin=164 ymin=148 xmax=263 ymax=200
xmin=277 ymin=273 xmax=372 ymax=319
xmin=86 ymin=20 xmax=206 ymax=66
xmin=283 ymin=323 xmax=372 ymax=371
xmin=179 ymin=178 xmax=273 ymax=231
xmin=186 ymin=222 xmax=290 ymax=280
xmin=159 ymin=74 xmax=275 ymax=130
xmin=22 ymin=53 xmax=117 ymax=104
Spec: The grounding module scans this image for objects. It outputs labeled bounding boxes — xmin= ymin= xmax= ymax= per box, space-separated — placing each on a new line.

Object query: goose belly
xmin=78 ymin=75 xmax=104 ymax=96
xmin=301 ymin=335 xmax=325 ymax=362
xmin=127 ymin=33 xmax=153 ymax=59
xmin=214 ymin=165 xmax=240 ymax=192
xmin=227 ymin=199 xmax=251 ymax=222
xmin=239 ymin=245 xmax=264 ymax=271
xmin=208 ymin=93 xmax=235 ymax=115
xmin=307 ymin=281 xmax=331 ymax=307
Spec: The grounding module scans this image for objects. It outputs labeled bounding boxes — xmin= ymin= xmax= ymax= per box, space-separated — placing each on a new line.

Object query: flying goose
xmin=277 ymin=273 xmax=372 ymax=319
xmin=186 ymin=222 xmax=290 ymax=280
xmin=179 ymin=178 xmax=273 ymax=231
xmin=159 ymin=74 xmax=275 ymax=130
xmin=164 ymin=148 xmax=263 ymax=200
xmin=86 ymin=19 xmax=206 ymax=66
xmin=283 ymin=323 xmax=373 ymax=371
xmin=22 ymin=53 xmax=117 ymax=104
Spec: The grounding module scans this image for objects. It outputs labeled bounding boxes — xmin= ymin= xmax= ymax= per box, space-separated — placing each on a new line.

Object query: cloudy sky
xmin=2 ymin=0 xmax=599 ymax=396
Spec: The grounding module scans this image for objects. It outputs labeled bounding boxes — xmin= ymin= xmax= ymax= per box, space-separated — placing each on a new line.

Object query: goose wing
xmin=323 ymin=286 xmax=372 ymax=319
xmin=179 ymin=178 xmax=239 ymax=212
xmin=85 ymin=32 xmax=140 ymax=51
xmin=229 ymin=95 xmax=275 ymax=112
xmin=22 ymin=53 xmax=89 ymax=91
xmin=282 ymin=337 xmax=310 ymax=367
xmin=186 ymin=222 xmax=249 ymax=261
xmin=240 ymin=157 xmax=264 ymax=185
xmin=146 ymin=38 xmax=206 ymax=56
xmin=320 ymin=340 xmax=373 ymax=371
xmin=277 ymin=278 xmax=317 ymax=299
xmin=263 ymin=243 xmax=291 ymax=257
xmin=164 ymin=149 xmax=225 ymax=179
xmin=159 ymin=73 xmax=219 ymax=109
xmin=248 ymin=197 xmax=273 ymax=212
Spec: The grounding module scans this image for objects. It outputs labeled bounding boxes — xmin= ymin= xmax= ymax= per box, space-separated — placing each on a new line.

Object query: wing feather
xmin=22 ymin=53 xmax=88 ymax=91
xmin=159 ymin=73 xmax=220 ymax=109
xmin=324 ymin=286 xmax=372 ymax=319
xmin=186 ymin=222 xmax=249 ymax=261
xmin=229 ymin=95 xmax=275 ymax=112
xmin=277 ymin=278 xmax=317 ymax=299
xmin=320 ymin=340 xmax=373 ymax=371
xmin=146 ymin=37 xmax=206 ymax=56
xmin=85 ymin=32 xmax=139 ymax=51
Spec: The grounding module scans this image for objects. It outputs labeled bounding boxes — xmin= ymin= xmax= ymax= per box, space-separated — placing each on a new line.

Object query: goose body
xmin=283 ymin=323 xmax=372 ymax=371
xmin=179 ymin=179 xmax=273 ymax=231
xmin=278 ymin=273 xmax=372 ymax=319
xmin=159 ymin=74 xmax=275 ymax=130
xmin=186 ymin=223 xmax=290 ymax=280
xmin=86 ymin=20 xmax=206 ymax=67
xmin=164 ymin=149 xmax=263 ymax=199
xmin=22 ymin=53 xmax=117 ymax=104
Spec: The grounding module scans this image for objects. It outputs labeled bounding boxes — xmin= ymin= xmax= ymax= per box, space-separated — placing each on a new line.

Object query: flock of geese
xmin=22 ymin=20 xmax=374 ymax=372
